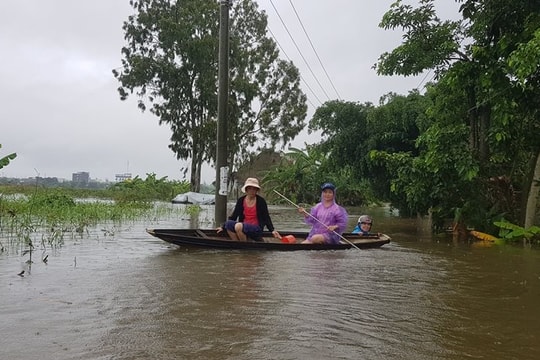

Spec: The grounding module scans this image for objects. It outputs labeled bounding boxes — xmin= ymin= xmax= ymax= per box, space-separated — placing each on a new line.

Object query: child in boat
xmin=297 ymin=182 xmax=349 ymax=244
xmin=352 ymin=215 xmax=373 ymax=235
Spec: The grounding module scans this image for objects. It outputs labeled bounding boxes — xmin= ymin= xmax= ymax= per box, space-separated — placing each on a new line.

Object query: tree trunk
xmin=524 ymin=149 xmax=540 ymax=228
xmin=468 ymin=107 xmax=478 ymax=156
xmin=478 ymin=105 xmax=491 ymax=162
xmin=190 ymin=156 xmax=201 ymax=193
xmin=194 ymin=157 xmax=202 ymax=193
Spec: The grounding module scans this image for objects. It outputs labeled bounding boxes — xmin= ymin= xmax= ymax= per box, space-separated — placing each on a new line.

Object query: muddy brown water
xmin=1 ymin=204 xmax=540 ymax=359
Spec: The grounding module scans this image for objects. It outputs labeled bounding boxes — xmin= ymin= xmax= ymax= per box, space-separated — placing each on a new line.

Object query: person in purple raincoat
xmin=297 ymin=182 xmax=349 ymax=244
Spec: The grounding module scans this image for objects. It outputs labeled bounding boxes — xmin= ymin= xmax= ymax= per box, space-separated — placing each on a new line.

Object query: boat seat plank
xmin=195 ymin=229 xmax=210 ymax=238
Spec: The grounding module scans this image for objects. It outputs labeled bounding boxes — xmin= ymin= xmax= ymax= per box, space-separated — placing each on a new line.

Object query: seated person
xmin=216 ymin=177 xmax=280 ymax=241
xmin=352 ymin=215 xmax=373 ymax=235
xmin=297 ymin=182 xmax=348 ymax=244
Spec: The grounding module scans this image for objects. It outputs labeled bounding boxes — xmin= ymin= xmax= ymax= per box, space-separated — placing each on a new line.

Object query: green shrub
xmin=29 ymin=191 xmax=76 ymax=208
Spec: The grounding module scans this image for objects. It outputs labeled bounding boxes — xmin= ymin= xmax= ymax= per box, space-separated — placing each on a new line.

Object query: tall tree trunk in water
xmin=524 ymin=149 xmax=540 ymax=228
xmin=194 ymin=157 xmax=202 ymax=193
xmin=190 ymin=156 xmax=201 ymax=193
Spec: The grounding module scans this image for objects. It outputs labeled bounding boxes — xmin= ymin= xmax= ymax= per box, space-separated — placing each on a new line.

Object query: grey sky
xmin=0 ymin=0 xmax=458 ymax=183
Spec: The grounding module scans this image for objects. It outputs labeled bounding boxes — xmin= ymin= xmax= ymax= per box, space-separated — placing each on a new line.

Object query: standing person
xmin=297 ymin=182 xmax=349 ymax=244
xmin=352 ymin=215 xmax=373 ymax=235
xmin=217 ymin=177 xmax=280 ymax=241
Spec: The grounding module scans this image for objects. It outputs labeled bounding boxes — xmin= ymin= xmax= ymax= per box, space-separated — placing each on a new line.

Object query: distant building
xmin=72 ymin=172 xmax=90 ymax=185
xmin=115 ymin=173 xmax=132 ymax=182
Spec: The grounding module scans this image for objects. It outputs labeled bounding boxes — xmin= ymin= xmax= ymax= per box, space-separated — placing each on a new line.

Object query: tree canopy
xmin=113 ymin=0 xmax=307 ymax=191
xmin=264 ymin=0 xmax=539 ymax=235
xmin=373 ymin=0 xmax=540 ymax=230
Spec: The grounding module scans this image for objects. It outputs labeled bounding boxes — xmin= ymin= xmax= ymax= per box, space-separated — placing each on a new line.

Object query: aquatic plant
xmin=0 ymin=173 xmax=204 ymax=254
xmin=493 ymin=220 xmax=540 ymax=244
xmin=107 ymin=173 xmax=190 ymax=203
xmin=0 ymin=194 xmax=195 ymax=253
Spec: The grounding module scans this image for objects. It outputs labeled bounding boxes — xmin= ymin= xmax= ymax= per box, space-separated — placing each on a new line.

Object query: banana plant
xmin=0 ymin=144 xmax=16 ymax=170
xmin=493 ymin=220 xmax=540 ymax=243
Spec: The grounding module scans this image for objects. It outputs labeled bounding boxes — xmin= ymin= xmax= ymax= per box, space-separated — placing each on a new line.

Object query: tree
xmin=307 ymin=95 xmax=429 ymax=207
xmin=306 ymin=101 xmax=376 ymax=205
xmin=308 ymin=100 xmax=373 ymax=173
xmin=366 ymin=91 xmax=430 ymax=202
xmin=374 ymin=0 xmax=540 ymax=229
xmin=113 ymin=0 xmax=307 ymax=191
xmin=261 ymin=145 xmax=371 ymax=206
xmin=507 ymin=24 xmax=540 ymax=228
xmin=261 ymin=146 xmax=324 ymax=204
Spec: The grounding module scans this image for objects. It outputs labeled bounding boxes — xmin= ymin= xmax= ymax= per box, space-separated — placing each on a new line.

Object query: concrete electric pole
xmin=214 ymin=0 xmax=230 ymax=226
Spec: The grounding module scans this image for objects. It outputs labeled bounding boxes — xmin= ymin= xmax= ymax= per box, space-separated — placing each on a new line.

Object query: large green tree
xmin=375 ymin=0 xmax=540 ymax=229
xmin=366 ymin=91 xmax=430 ymax=204
xmin=306 ymin=101 xmax=376 ymax=206
xmin=113 ymin=0 xmax=307 ymax=191
xmin=308 ymin=100 xmax=373 ymax=175
xmin=262 ymin=146 xmax=325 ymax=205
xmin=507 ymin=19 xmax=540 ymax=228
xmin=261 ymin=145 xmax=372 ymax=206
xmin=306 ymin=95 xmax=429 ymax=209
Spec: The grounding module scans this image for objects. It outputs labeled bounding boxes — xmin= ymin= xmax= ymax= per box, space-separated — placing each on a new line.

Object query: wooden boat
xmin=146 ymin=228 xmax=391 ymax=251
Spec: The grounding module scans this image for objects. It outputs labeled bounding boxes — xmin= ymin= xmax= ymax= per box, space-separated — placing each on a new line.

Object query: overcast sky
xmin=0 ymin=0 xmax=459 ymax=183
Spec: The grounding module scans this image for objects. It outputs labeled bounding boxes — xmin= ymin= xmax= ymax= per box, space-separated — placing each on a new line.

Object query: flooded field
xmin=1 ymin=204 xmax=539 ymax=359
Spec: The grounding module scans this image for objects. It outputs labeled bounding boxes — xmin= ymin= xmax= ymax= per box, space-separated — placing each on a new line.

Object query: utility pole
xmin=214 ymin=0 xmax=230 ymax=226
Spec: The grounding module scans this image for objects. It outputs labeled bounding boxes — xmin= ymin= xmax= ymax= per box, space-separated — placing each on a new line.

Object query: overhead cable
xmin=287 ymin=0 xmax=342 ymax=100
xmin=267 ymin=26 xmax=322 ymax=108
xmin=268 ymin=0 xmax=332 ymax=102
xmin=415 ymin=69 xmax=434 ymax=91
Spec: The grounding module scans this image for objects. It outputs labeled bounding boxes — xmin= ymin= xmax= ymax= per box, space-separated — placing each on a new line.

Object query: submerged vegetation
xmin=1 ymin=173 xmax=191 ymax=204
xmin=0 ymin=174 xmax=202 ymax=253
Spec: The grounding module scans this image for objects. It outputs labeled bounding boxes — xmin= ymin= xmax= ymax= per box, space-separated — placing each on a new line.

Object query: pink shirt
xmin=243 ymin=198 xmax=259 ymax=225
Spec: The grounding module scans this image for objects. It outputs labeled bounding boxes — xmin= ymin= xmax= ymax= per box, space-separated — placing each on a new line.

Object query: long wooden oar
xmin=273 ymin=190 xmax=360 ymax=250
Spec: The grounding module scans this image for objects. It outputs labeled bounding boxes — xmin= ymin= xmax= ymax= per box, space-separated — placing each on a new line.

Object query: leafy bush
xmin=29 ymin=191 xmax=76 ymax=208
xmin=494 ymin=220 xmax=540 ymax=243
xmin=106 ymin=173 xmax=190 ymax=204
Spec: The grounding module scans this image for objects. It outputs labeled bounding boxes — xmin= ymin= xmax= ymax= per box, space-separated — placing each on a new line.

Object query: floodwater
xmin=1 ymin=204 xmax=540 ymax=360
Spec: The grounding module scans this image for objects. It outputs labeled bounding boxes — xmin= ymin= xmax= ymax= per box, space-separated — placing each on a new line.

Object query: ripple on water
xmin=2 ymin=221 xmax=540 ymax=360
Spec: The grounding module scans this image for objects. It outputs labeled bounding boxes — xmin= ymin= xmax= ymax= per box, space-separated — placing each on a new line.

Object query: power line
xmin=287 ymin=0 xmax=341 ymax=100
xmin=268 ymin=0 xmax=332 ymax=102
xmin=267 ymin=26 xmax=322 ymax=108
xmin=415 ymin=69 xmax=435 ymax=91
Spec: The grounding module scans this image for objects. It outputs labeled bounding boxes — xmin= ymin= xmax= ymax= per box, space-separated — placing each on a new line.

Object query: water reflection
xmin=86 ymin=244 xmax=461 ymax=359
xmin=89 ymin=250 xmax=269 ymax=359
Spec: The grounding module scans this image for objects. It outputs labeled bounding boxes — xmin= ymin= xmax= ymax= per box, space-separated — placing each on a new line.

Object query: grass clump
xmin=0 ymin=176 xmax=202 ymax=252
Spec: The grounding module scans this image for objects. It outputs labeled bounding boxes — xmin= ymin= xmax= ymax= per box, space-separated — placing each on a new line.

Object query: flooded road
xmin=1 ymin=204 xmax=540 ymax=359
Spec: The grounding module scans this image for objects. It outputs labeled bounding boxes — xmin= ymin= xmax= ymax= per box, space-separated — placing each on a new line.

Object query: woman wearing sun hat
xmin=217 ymin=177 xmax=280 ymax=241
xmin=297 ymin=182 xmax=348 ymax=244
